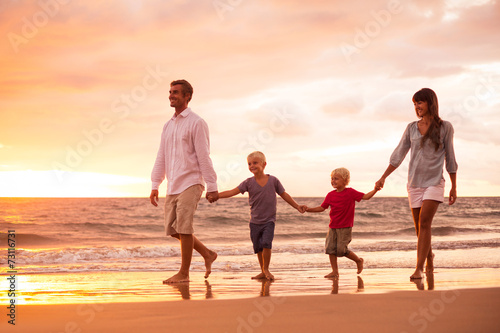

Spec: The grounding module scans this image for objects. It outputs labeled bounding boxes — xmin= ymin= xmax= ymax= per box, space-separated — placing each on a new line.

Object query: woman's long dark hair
xmin=413 ymin=88 xmax=442 ymax=151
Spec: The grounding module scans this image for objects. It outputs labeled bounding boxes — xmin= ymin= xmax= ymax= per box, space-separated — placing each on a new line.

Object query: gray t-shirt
xmin=390 ymin=120 xmax=458 ymax=188
xmin=238 ymin=175 xmax=285 ymax=225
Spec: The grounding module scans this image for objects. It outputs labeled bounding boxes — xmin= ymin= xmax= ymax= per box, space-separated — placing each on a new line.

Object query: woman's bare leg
xmin=411 ymin=200 xmax=440 ymax=279
xmin=412 ymin=208 xmax=435 ymax=273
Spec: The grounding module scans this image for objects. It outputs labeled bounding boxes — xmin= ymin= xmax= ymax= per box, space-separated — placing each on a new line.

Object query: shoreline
xmin=1 ymin=267 xmax=499 ymax=305
xmin=4 ymin=287 xmax=500 ymax=333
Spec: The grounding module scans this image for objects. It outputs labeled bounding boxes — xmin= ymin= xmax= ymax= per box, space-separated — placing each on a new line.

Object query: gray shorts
xmin=325 ymin=227 xmax=352 ymax=257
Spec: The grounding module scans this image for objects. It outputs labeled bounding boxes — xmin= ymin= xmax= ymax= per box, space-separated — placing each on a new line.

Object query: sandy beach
xmin=4 ymin=287 xmax=499 ymax=333
xmin=3 ymin=267 xmax=500 ymax=333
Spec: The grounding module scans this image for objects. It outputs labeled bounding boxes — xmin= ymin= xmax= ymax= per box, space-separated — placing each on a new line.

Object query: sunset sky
xmin=1 ymin=0 xmax=499 ymax=198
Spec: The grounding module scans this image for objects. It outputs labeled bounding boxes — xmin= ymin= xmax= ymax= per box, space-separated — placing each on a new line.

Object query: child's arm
xmin=305 ymin=206 xmax=326 ymax=213
xmin=362 ymin=185 xmax=381 ymax=200
xmin=279 ymin=191 xmax=306 ymax=213
xmin=218 ymin=187 xmax=241 ymax=199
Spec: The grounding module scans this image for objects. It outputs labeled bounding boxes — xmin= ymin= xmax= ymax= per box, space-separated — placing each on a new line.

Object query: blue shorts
xmin=249 ymin=222 xmax=275 ymax=254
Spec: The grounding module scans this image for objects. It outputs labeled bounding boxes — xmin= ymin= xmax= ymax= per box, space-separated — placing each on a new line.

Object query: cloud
xmin=322 ymin=96 xmax=364 ymax=115
xmin=0 ymin=0 xmax=499 ymax=196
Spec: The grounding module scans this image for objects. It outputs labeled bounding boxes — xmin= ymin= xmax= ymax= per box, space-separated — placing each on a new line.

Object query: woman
xmin=376 ymin=88 xmax=458 ymax=279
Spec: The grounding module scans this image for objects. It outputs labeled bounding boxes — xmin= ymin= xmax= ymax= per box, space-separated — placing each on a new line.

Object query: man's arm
xmin=150 ymin=127 xmax=166 ymax=206
xmin=192 ymin=119 xmax=218 ymax=193
xmin=150 ymin=190 xmax=159 ymax=207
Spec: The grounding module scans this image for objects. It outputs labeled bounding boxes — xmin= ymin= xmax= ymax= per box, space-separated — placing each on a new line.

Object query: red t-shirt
xmin=321 ymin=188 xmax=364 ymax=229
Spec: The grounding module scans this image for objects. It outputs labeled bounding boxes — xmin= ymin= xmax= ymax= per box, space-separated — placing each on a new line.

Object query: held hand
xmin=449 ymin=188 xmax=457 ymax=205
xmin=297 ymin=205 xmax=307 ymax=214
xmin=206 ymin=191 xmax=219 ymax=203
xmin=375 ymin=178 xmax=385 ymax=190
xmin=150 ymin=190 xmax=159 ymax=207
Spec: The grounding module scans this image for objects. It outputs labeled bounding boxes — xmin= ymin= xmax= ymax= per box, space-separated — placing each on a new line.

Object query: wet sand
xmin=5 ymin=287 xmax=500 ymax=333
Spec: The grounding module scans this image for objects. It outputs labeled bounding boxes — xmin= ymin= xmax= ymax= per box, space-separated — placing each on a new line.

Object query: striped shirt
xmin=390 ymin=120 xmax=458 ymax=188
xmin=151 ymin=108 xmax=217 ymax=195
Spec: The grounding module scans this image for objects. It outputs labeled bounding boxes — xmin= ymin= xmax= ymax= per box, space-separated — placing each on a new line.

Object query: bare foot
xmin=264 ymin=270 xmax=274 ymax=281
xmin=204 ymin=251 xmax=218 ymax=279
xmin=163 ymin=272 xmax=189 ymax=284
xmin=411 ymin=277 xmax=425 ymax=290
xmin=356 ymin=258 xmax=364 ymax=274
xmin=425 ymin=252 xmax=435 ymax=273
xmin=410 ymin=269 xmax=424 ymax=280
xmin=252 ymin=272 xmax=267 ymax=279
xmin=324 ymin=271 xmax=339 ymax=279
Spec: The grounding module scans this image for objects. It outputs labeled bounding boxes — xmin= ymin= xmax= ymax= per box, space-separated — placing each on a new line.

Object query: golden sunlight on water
xmin=1 ymin=272 xmax=190 ymax=305
xmin=2 ymin=268 xmax=500 ymax=305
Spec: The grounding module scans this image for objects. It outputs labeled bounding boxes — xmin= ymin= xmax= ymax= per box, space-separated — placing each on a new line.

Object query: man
xmin=150 ymin=79 xmax=219 ymax=284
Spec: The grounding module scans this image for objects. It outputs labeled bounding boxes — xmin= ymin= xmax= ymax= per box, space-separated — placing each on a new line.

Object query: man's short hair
xmin=171 ymin=79 xmax=193 ymax=102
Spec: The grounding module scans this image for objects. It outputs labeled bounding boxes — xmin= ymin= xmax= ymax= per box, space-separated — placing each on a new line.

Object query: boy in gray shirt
xmin=217 ymin=151 xmax=306 ymax=280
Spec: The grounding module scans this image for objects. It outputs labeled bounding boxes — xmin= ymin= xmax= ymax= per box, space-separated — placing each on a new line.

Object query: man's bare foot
xmin=264 ymin=270 xmax=274 ymax=281
xmin=163 ymin=272 xmax=189 ymax=284
xmin=204 ymin=251 xmax=217 ymax=279
xmin=324 ymin=271 xmax=339 ymax=279
xmin=356 ymin=258 xmax=364 ymax=274
xmin=410 ymin=269 xmax=424 ymax=280
xmin=252 ymin=272 xmax=267 ymax=279
xmin=425 ymin=253 xmax=435 ymax=273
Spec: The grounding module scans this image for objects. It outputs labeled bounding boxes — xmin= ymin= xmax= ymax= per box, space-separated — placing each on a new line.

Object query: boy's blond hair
xmin=331 ymin=167 xmax=350 ymax=185
xmin=247 ymin=151 xmax=266 ymax=163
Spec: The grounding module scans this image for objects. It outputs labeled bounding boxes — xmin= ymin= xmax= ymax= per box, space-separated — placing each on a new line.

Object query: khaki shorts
xmin=325 ymin=227 xmax=352 ymax=257
xmin=164 ymin=184 xmax=204 ymax=236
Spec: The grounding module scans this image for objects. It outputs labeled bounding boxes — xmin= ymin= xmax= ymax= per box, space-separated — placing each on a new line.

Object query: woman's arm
xmin=375 ymin=164 xmax=397 ymax=189
xmin=376 ymin=123 xmax=412 ymax=189
xmin=449 ymin=173 xmax=457 ymax=205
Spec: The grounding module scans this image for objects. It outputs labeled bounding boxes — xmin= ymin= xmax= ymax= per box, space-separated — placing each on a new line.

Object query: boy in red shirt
xmin=306 ymin=167 xmax=380 ymax=278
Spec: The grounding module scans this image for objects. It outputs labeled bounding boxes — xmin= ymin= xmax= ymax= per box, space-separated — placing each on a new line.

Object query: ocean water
xmin=1 ymin=196 xmax=499 ymax=276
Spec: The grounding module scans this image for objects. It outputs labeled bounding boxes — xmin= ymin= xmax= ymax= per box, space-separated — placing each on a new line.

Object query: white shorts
xmin=407 ymin=179 xmax=445 ymax=209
